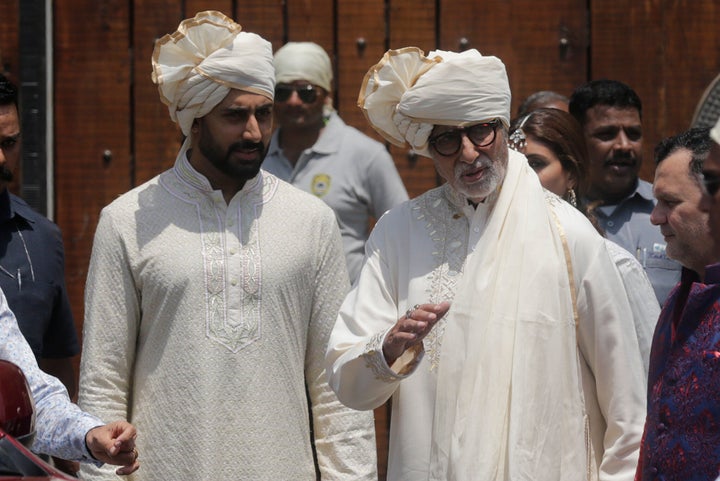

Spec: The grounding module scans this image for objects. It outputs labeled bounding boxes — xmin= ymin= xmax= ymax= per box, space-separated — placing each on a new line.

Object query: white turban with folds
xmin=151 ymin=10 xmax=275 ymax=137
xmin=358 ymin=47 xmax=511 ymax=157
xmin=274 ymin=42 xmax=333 ymax=93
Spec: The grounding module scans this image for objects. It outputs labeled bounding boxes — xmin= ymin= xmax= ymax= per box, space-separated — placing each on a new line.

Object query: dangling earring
xmin=565 ymin=188 xmax=577 ymax=207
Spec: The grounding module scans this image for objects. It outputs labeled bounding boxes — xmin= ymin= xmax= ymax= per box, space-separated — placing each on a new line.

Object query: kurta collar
xmin=173 ymin=150 xmax=263 ymax=197
xmin=442 ymin=182 xmax=500 ymax=220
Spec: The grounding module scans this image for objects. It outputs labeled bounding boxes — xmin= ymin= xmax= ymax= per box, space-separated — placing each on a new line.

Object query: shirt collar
xmin=604 ymin=178 xmax=654 ymax=204
xmin=593 ymin=178 xmax=654 ymax=217
xmin=634 ymin=178 xmax=655 ymax=202
xmin=703 ymin=262 xmax=720 ymax=284
xmin=311 ymin=112 xmax=344 ymax=155
xmin=0 ymin=189 xmax=35 ymax=225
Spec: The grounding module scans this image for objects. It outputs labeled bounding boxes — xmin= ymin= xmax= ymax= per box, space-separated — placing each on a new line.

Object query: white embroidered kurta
xmin=327 ymin=180 xmax=647 ymax=481
xmin=78 ymin=156 xmax=376 ymax=480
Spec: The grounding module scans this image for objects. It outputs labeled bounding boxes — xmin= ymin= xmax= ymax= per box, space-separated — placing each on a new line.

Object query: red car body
xmin=0 ymin=360 xmax=77 ymax=480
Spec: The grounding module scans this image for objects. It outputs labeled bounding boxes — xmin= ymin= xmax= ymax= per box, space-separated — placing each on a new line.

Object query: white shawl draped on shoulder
xmin=430 ymin=150 xmax=593 ymax=481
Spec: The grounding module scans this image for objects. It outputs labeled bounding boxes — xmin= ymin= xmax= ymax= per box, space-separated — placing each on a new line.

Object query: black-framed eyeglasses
xmin=702 ymin=172 xmax=720 ymax=197
xmin=274 ymin=84 xmax=318 ymax=104
xmin=428 ymin=120 xmax=501 ymax=156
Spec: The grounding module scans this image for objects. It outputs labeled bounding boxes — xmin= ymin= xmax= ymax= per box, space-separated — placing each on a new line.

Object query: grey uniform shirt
xmin=592 ymin=179 xmax=681 ymax=305
xmin=264 ymin=112 xmax=408 ymax=283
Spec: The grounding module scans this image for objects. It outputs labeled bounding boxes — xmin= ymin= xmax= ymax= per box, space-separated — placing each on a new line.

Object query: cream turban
xmin=712 ymin=116 xmax=720 ymax=144
xmin=273 ymin=42 xmax=333 ymax=92
xmin=358 ymin=47 xmax=511 ymax=157
xmin=151 ymin=11 xmax=275 ymax=136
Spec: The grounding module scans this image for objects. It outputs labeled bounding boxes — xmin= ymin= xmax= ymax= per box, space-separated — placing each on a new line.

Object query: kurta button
xmin=231 ymin=279 xmax=238 ymax=286
xmin=473 ymin=227 xmax=480 ymax=233
xmin=657 ymin=422 xmax=666 ymax=431
xmin=606 ymin=221 xmax=614 ymax=227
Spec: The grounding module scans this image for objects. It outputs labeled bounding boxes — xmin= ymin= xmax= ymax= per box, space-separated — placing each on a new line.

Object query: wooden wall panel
xmin=439 ymin=0 xmax=512 ymax=59
xmin=0 ymin=0 xmax=19 ymax=77
xmin=235 ymin=1 xmax=285 ymax=49
xmin=132 ymin=2 xmax=185 ymax=185
xmin=660 ymin=1 xmax=720 ymax=135
xmin=286 ymin=0 xmax=334 ymax=49
xmin=185 ymin=0 xmax=233 ymax=17
xmin=54 ymin=0 xmax=132 ymax=338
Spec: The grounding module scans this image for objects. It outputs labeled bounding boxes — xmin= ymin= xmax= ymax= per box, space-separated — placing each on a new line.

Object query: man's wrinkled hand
xmin=383 ymin=301 xmax=451 ymax=365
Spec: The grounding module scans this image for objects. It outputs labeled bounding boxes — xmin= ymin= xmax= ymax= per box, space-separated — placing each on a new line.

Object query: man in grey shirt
xmin=570 ymin=79 xmax=680 ymax=304
xmin=263 ymin=42 xmax=408 ymax=283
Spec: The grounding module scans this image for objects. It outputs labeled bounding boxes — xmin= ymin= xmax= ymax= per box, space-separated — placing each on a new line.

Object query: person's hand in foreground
xmin=85 ymin=420 xmax=139 ymax=475
xmin=383 ymin=301 xmax=451 ymax=365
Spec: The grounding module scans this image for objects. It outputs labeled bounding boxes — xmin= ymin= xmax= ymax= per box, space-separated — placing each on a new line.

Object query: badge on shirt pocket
xmin=311 ymin=174 xmax=331 ymax=197
xmin=642 ymin=242 xmax=677 ymax=269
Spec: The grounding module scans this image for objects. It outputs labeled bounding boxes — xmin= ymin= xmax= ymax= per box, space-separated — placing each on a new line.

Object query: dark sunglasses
xmin=274 ymin=84 xmax=318 ymax=104
xmin=702 ymin=172 xmax=720 ymax=197
xmin=428 ymin=120 xmax=501 ymax=156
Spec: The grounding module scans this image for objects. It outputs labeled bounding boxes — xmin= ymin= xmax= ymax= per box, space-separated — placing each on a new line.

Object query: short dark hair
xmin=516 ymin=90 xmax=569 ymax=118
xmin=654 ymin=127 xmax=711 ymax=178
xmin=569 ymin=79 xmax=642 ymax=125
xmin=0 ymin=73 xmax=18 ymax=108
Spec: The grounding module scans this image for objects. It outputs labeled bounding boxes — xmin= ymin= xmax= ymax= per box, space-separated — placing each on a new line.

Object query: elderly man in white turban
xmin=263 ymin=42 xmax=408 ymax=284
xmin=78 ymin=11 xmax=377 ymax=481
xmin=326 ymin=47 xmax=647 ymax=481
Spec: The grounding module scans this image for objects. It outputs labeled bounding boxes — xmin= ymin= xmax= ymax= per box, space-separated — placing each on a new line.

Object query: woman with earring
xmin=509 ymin=107 xmax=660 ymax=376
xmin=509 ymin=108 xmax=585 ymax=207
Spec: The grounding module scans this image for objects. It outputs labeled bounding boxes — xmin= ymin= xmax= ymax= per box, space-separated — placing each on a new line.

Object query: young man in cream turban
xmin=263 ymin=42 xmax=408 ymax=284
xmin=326 ymin=47 xmax=647 ymax=481
xmin=78 ymin=11 xmax=376 ymax=480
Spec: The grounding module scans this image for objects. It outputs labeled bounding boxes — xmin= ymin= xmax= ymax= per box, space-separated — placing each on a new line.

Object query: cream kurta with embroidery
xmin=327 ymin=183 xmax=647 ymax=481
xmin=79 ymin=156 xmax=377 ymax=480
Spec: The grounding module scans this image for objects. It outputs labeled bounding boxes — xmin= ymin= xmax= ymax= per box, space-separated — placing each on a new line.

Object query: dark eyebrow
xmin=0 ymin=133 xmax=20 ymax=143
xmin=592 ymin=125 xmax=620 ymax=134
xmin=224 ymin=103 xmax=273 ymax=114
xmin=222 ymin=105 xmax=250 ymax=114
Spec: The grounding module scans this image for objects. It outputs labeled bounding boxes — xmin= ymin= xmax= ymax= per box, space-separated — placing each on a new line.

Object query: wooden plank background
xmin=1 ymin=1 xmax=719 ymax=479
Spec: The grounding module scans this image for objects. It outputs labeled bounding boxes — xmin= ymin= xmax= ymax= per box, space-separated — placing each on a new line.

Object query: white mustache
xmin=455 ymin=158 xmax=491 ymax=177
